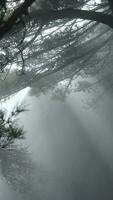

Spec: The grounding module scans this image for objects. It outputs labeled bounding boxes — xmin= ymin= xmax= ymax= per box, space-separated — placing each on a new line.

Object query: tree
xmin=0 ymin=0 xmax=113 ymax=96
xmin=0 ymin=147 xmax=36 ymax=195
xmin=0 ymin=104 xmax=27 ymax=149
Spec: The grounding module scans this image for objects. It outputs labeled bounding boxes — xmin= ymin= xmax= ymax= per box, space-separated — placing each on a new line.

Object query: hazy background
xmin=0 ymin=75 xmax=113 ymax=200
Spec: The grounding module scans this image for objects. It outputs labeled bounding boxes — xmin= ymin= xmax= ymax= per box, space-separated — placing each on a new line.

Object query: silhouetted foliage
xmin=0 ymin=104 xmax=27 ymax=148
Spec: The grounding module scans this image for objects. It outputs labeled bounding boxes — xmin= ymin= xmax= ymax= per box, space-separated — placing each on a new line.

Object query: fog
xmin=0 ymin=79 xmax=113 ymax=200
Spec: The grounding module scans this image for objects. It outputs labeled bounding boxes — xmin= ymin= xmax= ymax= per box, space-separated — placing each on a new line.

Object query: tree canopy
xmin=0 ymin=0 xmax=113 ymax=96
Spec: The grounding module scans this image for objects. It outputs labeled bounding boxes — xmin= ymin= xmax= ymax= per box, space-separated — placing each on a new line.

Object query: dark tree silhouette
xmin=0 ymin=104 xmax=27 ymax=149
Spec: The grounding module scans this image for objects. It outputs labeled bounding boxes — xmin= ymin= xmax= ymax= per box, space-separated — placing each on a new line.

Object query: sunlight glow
xmin=0 ymin=87 xmax=31 ymax=117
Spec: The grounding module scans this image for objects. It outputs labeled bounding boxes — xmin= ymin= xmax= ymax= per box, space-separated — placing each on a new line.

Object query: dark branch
xmin=30 ymin=8 xmax=113 ymax=28
xmin=0 ymin=4 xmax=113 ymax=40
